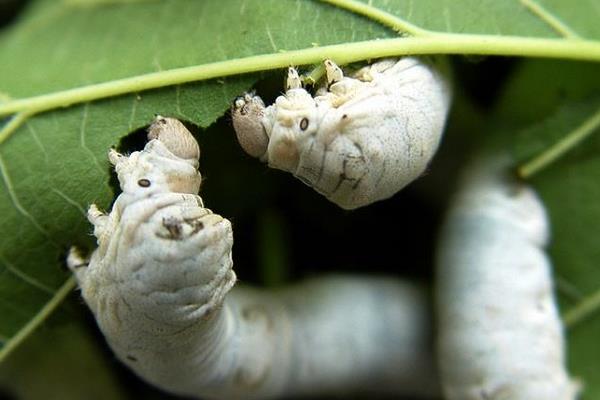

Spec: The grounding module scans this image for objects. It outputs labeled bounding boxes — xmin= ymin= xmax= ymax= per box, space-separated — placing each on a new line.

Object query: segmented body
xmin=436 ymin=156 xmax=578 ymax=400
xmin=68 ymin=116 xmax=438 ymax=399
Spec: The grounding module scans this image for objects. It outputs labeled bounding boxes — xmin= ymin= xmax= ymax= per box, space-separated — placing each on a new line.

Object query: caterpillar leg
xmin=108 ymin=148 xmax=124 ymax=166
xmin=66 ymin=246 xmax=89 ymax=282
xmin=285 ymin=67 xmax=302 ymax=90
xmin=316 ymin=59 xmax=368 ymax=107
xmin=231 ymin=92 xmax=269 ymax=159
xmin=87 ymin=204 xmax=110 ymax=239
xmin=324 ymin=59 xmax=344 ymax=85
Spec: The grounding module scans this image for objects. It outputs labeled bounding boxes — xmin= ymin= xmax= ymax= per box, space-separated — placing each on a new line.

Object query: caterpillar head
xmin=147 ymin=116 xmax=200 ymax=166
xmin=265 ymin=88 xmax=321 ymax=172
xmin=232 ymin=88 xmax=321 ymax=173
xmin=231 ymin=93 xmax=269 ymax=159
xmin=109 ymin=117 xmax=202 ymax=206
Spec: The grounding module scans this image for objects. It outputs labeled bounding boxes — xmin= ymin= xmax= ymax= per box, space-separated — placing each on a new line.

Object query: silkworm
xmin=68 ymin=116 xmax=439 ymax=399
xmin=435 ymin=155 xmax=579 ymax=400
xmin=232 ymin=57 xmax=452 ymax=209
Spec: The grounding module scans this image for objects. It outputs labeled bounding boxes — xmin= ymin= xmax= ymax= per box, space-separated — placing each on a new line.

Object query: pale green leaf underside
xmin=1 ymin=1 xmax=600 ymax=397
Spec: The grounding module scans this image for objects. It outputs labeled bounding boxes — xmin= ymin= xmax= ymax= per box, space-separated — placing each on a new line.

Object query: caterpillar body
xmin=232 ymin=57 xmax=452 ymax=210
xmin=68 ymin=116 xmax=439 ymax=399
xmin=435 ymin=156 xmax=579 ymax=400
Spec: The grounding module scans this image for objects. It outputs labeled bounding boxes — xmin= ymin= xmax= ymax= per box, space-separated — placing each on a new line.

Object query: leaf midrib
xmin=1 ymin=35 xmax=600 ymax=119
xmin=2 ymin=0 xmax=600 ymax=147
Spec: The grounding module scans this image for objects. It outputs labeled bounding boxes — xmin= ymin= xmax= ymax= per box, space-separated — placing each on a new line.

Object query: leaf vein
xmin=518 ymin=104 xmax=600 ymax=178
xmin=0 ymin=276 xmax=76 ymax=363
xmin=265 ymin=25 xmax=278 ymax=53
xmin=26 ymin=121 xmax=49 ymax=162
xmin=51 ymin=188 xmax=86 ymax=217
xmin=520 ymin=0 xmax=581 ymax=39
xmin=0 ymin=255 xmax=56 ymax=296
xmin=0 ymin=294 xmax=32 ymax=318
xmin=79 ymin=103 xmax=104 ymax=173
xmin=442 ymin=3 xmax=452 ymax=32
xmin=564 ymin=286 xmax=600 ymax=328
xmin=127 ymin=94 xmax=139 ymax=131
xmin=406 ymin=0 xmax=414 ymax=21
xmin=0 ymin=153 xmax=54 ymax=242
xmin=175 ymin=85 xmax=183 ymax=116
xmin=0 ymin=112 xmax=32 ymax=146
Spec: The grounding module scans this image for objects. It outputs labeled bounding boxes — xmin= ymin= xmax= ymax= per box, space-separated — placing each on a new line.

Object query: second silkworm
xmin=232 ymin=57 xmax=451 ymax=210
xmin=436 ymin=155 xmax=579 ymax=400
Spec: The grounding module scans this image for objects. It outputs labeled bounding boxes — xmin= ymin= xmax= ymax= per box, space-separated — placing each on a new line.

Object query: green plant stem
xmin=564 ymin=287 xmax=600 ymax=328
xmin=303 ymin=63 xmax=326 ymax=86
xmin=518 ymin=105 xmax=600 ymax=178
xmin=0 ymin=276 xmax=76 ymax=363
xmin=317 ymin=0 xmax=431 ymax=36
xmin=1 ymin=35 xmax=600 ymax=118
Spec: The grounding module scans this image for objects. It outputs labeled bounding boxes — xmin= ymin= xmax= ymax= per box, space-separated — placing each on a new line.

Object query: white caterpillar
xmin=435 ymin=155 xmax=579 ymax=400
xmin=232 ymin=57 xmax=452 ymax=210
xmin=68 ymin=116 xmax=439 ymax=399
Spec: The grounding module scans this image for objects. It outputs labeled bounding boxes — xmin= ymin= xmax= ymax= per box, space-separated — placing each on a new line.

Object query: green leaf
xmin=333 ymin=0 xmax=572 ymax=37
xmin=0 ymin=0 xmax=395 ymax=359
xmin=0 ymin=304 xmax=129 ymax=400
xmin=495 ymin=59 xmax=600 ymax=125
xmin=1 ymin=0 xmax=600 ymax=397
xmin=506 ymin=61 xmax=600 ymax=400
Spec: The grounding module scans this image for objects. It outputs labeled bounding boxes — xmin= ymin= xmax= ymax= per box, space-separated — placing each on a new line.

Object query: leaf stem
xmin=316 ymin=0 xmax=432 ymax=36
xmin=0 ymin=276 xmax=76 ymax=363
xmin=564 ymin=286 xmax=600 ymax=329
xmin=518 ymin=105 xmax=600 ymax=178
xmin=303 ymin=63 xmax=326 ymax=86
xmin=1 ymin=35 xmax=600 ymax=118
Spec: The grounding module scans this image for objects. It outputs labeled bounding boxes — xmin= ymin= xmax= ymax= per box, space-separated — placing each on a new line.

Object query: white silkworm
xmin=232 ymin=57 xmax=452 ymax=210
xmin=435 ymin=155 xmax=580 ymax=400
xmin=68 ymin=116 xmax=439 ymax=399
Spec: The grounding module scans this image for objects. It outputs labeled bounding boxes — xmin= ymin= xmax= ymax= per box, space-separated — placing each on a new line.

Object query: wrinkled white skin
xmin=68 ymin=116 xmax=439 ymax=399
xmin=232 ymin=57 xmax=451 ymax=210
xmin=436 ymin=156 xmax=579 ymax=400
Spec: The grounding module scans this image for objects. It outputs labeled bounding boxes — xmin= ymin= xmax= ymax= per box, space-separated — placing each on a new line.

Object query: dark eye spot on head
xmin=126 ymin=355 xmax=138 ymax=362
xmin=300 ymin=118 xmax=309 ymax=131
xmin=138 ymin=178 xmax=151 ymax=187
